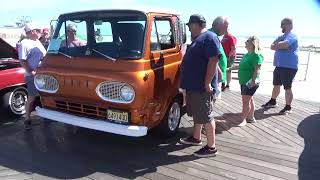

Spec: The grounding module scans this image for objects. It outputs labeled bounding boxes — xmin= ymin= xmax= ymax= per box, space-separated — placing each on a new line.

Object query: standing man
xmin=262 ymin=18 xmax=299 ymax=115
xmin=221 ymin=26 xmax=237 ymax=91
xmin=209 ymin=16 xmax=229 ymax=95
xmin=179 ymin=14 xmax=221 ymax=157
xmin=18 ymin=22 xmax=47 ymax=129
xmin=39 ymin=28 xmax=50 ymax=49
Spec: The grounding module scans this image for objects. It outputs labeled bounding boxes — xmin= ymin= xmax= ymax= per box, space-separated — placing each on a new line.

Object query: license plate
xmin=107 ymin=109 xmax=129 ymax=124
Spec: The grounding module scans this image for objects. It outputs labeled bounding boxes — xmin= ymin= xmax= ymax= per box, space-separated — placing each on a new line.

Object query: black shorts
xmin=273 ymin=67 xmax=297 ymax=90
xmin=241 ymin=84 xmax=259 ymax=96
xmin=186 ymin=91 xmax=215 ymax=124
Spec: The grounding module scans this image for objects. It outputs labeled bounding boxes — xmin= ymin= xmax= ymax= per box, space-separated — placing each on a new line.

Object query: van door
xmin=149 ymin=16 xmax=181 ymax=120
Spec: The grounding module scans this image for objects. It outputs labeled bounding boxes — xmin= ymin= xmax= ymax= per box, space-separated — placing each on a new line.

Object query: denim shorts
xmin=25 ymin=75 xmax=39 ymax=97
xmin=240 ymin=84 xmax=259 ymax=96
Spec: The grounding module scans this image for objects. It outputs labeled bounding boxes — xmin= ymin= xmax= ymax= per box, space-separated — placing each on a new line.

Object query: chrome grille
xmin=43 ymin=75 xmax=59 ymax=92
xmin=96 ymin=82 xmax=134 ymax=104
xmin=35 ymin=74 xmax=59 ymax=93
xmin=53 ymin=101 xmax=129 ymax=124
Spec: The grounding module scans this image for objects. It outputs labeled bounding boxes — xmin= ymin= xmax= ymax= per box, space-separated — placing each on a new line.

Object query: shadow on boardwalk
xmin=0 ymin=121 xmax=199 ymax=179
xmin=298 ymin=113 xmax=320 ymax=180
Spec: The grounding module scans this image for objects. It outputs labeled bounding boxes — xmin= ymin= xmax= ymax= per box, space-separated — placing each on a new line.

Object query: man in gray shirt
xmin=18 ymin=22 xmax=46 ymax=130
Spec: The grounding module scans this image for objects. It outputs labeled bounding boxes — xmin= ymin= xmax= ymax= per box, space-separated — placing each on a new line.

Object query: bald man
xmin=262 ymin=18 xmax=299 ymax=115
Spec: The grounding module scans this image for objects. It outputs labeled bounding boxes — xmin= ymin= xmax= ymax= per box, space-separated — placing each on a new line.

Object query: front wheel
xmin=157 ymin=98 xmax=182 ymax=137
xmin=1 ymin=87 xmax=28 ymax=116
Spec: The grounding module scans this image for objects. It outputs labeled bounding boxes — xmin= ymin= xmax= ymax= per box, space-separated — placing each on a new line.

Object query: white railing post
xmin=304 ymin=49 xmax=311 ymax=81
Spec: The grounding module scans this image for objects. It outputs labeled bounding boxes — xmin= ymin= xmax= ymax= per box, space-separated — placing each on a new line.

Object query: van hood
xmin=0 ymin=38 xmax=18 ymax=59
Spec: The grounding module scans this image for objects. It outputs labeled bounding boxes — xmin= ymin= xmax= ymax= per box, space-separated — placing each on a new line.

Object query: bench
xmin=231 ymin=53 xmax=245 ymax=80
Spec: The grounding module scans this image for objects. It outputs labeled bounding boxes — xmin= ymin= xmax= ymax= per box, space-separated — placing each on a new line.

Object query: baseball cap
xmin=24 ymin=22 xmax=42 ymax=33
xmin=186 ymin=14 xmax=206 ymax=25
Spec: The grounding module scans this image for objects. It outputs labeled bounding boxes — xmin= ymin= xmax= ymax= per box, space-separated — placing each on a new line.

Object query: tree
xmin=15 ymin=16 xmax=31 ymax=28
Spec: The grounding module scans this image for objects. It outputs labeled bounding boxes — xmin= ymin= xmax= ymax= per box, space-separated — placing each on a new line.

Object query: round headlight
xmin=34 ymin=74 xmax=59 ymax=93
xmin=35 ymin=76 xmax=46 ymax=89
xmin=120 ymin=85 xmax=134 ymax=102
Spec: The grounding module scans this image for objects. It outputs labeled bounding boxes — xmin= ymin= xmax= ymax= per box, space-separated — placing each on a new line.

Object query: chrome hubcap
xmin=10 ymin=90 xmax=27 ymax=114
xmin=168 ymin=102 xmax=181 ymax=131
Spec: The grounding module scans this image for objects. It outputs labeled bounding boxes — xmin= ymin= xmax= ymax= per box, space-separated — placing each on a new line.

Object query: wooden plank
xmin=258 ymin=114 xmax=304 ymax=142
xmin=87 ymin=172 xmax=126 ymax=180
xmin=0 ymin=173 xmax=32 ymax=180
xmin=214 ymin=101 xmax=258 ymax=139
xmin=215 ymin=142 xmax=298 ymax=168
xmin=169 ymin=151 xmax=258 ymax=180
xmin=134 ymin=176 xmax=150 ymax=180
xmin=216 ymin=135 xmax=303 ymax=155
xmin=184 ymin=143 xmax=299 ymax=173
xmin=251 ymin=121 xmax=302 ymax=147
xmin=216 ymin=95 xmax=286 ymax=144
xmin=165 ymin=163 xmax=230 ymax=180
xmin=178 ymin=148 xmax=288 ymax=180
xmin=143 ymin=172 xmax=176 ymax=180
xmin=156 ymin=166 xmax=202 ymax=180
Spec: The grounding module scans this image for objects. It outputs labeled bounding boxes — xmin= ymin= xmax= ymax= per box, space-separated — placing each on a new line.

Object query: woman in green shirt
xmin=237 ymin=36 xmax=263 ymax=127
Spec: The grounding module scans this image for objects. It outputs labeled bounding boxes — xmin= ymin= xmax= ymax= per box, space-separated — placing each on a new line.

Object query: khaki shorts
xmin=227 ymin=57 xmax=236 ymax=68
xmin=186 ymin=91 xmax=215 ymax=124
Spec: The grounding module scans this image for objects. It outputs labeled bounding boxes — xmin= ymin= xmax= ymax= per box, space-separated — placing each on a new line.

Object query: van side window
xmin=94 ymin=21 xmax=113 ymax=43
xmin=154 ymin=19 xmax=175 ymax=50
xmin=151 ymin=21 xmax=160 ymax=51
xmin=60 ymin=20 xmax=87 ymax=48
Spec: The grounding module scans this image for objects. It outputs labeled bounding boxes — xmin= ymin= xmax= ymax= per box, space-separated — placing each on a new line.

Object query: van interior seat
xmin=116 ymin=23 xmax=144 ymax=52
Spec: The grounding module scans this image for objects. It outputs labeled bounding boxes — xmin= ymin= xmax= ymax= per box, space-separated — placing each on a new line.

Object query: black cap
xmin=186 ymin=14 xmax=206 ymax=25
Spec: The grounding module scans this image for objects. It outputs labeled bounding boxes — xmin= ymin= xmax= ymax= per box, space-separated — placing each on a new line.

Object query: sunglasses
xmin=68 ymin=29 xmax=76 ymax=33
xmin=34 ymin=29 xmax=42 ymax=33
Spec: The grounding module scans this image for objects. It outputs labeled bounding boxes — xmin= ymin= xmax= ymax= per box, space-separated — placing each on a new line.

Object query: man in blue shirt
xmin=179 ymin=14 xmax=221 ymax=157
xmin=262 ymin=18 xmax=299 ymax=115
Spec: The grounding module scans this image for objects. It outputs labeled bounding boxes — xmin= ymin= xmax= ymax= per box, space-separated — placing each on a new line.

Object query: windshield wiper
xmin=58 ymin=51 xmax=73 ymax=59
xmin=91 ymin=48 xmax=116 ymax=62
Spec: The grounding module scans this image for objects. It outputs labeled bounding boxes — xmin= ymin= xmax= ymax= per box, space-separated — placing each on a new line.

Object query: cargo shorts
xmin=186 ymin=91 xmax=215 ymax=124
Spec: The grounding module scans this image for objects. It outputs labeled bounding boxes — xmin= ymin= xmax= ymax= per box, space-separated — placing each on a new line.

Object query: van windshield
xmin=47 ymin=12 xmax=146 ymax=60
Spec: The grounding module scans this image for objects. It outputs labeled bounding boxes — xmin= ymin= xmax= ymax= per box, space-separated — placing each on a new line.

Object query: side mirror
xmin=175 ymin=19 xmax=187 ymax=45
xmin=50 ymin=20 xmax=58 ymax=37
xmin=181 ymin=22 xmax=187 ymax=44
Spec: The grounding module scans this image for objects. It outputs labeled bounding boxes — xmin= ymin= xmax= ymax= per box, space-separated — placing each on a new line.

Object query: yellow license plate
xmin=107 ymin=110 xmax=129 ymax=123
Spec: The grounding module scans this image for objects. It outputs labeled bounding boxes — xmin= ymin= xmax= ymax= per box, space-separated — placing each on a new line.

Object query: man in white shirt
xmin=18 ymin=22 xmax=46 ymax=130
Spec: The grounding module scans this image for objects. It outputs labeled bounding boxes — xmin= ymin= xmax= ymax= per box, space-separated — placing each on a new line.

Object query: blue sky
xmin=1 ymin=0 xmax=320 ymax=37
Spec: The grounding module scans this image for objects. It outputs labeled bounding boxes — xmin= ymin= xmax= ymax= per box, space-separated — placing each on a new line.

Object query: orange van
xmin=35 ymin=9 xmax=187 ymax=137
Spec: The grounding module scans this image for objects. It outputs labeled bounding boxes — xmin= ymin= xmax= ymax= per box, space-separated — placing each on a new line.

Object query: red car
xmin=0 ymin=38 xmax=27 ymax=116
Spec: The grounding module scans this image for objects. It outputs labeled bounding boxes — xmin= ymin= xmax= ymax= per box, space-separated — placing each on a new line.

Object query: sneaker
xmin=246 ymin=117 xmax=257 ymax=123
xmin=193 ymin=146 xmax=218 ymax=157
xmin=279 ymin=106 xmax=292 ymax=115
xmin=222 ymin=85 xmax=230 ymax=92
xmin=237 ymin=119 xmax=247 ymax=127
xmin=24 ymin=120 xmax=32 ymax=130
xmin=179 ymin=136 xmax=202 ymax=146
xmin=262 ymin=99 xmax=278 ymax=108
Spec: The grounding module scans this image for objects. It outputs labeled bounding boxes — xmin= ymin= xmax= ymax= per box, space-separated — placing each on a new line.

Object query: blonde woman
xmin=237 ymin=36 xmax=263 ymax=127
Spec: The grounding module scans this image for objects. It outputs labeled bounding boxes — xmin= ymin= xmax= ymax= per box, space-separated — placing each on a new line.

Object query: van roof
xmin=60 ymin=8 xmax=180 ymax=16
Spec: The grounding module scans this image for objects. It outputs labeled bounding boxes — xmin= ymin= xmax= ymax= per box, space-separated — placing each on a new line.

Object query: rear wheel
xmin=1 ymin=87 xmax=28 ymax=116
xmin=156 ymin=98 xmax=182 ymax=137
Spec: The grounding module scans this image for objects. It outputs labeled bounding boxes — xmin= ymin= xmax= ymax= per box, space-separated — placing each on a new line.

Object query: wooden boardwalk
xmin=0 ymin=90 xmax=319 ymax=180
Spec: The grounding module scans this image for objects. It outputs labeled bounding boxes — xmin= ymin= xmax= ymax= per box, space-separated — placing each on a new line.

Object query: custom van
xmin=35 ymin=9 xmax=187 ymax=137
